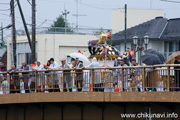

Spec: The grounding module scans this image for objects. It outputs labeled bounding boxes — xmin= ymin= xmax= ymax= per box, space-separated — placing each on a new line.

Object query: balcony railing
xmin=0 ymin=64 xmax=180 ymax=94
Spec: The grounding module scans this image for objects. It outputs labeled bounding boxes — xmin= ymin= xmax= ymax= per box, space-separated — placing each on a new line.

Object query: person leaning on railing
xmin=47 ymin=58 xmax=60 ymax=92
xmin=58 ymin=58 xmax=72 ymax=92
xmin=32 ymin=60 xmax=45 ymax=92
xmin=73 ymin=58 xmax=83 ymax=92
xmin=44 ymin=60 xmax=51 ymax=92
xmin=7 ymin=65 xmax=20 ymax=93
xmin=19 ymin=61 xmax=31 ymax=93
xmin=83 ymin=57 xmax=101 ymax=92
xmin=116 ymin=58 xmax=129 ymax=91
xmin=130 ymin=59 xmax=142 ymax=92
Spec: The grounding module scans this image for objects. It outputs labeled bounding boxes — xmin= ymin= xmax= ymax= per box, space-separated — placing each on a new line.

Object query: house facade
xmin=112 ymin=17 xmax=180 ymax=63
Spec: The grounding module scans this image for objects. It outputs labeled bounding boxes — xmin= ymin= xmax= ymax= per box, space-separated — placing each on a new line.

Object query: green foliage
xmin=48 ymin=15 xmax=73 ymax=33
xmin=51 ymin=15 xmax=65 ymax=27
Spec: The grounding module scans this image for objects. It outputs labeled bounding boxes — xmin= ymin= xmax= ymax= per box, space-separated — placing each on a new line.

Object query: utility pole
xmin=32 ymin=0 xmax=36 ymax=63
xmin=16 ymin=0 xmax=32 ymax=51
xmin=124 ymin=4 xmax=127 ymax=51
xmin=73 ymin=0 xmax=86 ymax=29
xmin=0 ymin=23 xmax=3 ymax=47
xmin=10 ymin=0 xmax=17 ymax=66
xmin=76 ymin=0 xmax=78 ymax=28
xmin=62 ymin=9 xmax=70 ymax=34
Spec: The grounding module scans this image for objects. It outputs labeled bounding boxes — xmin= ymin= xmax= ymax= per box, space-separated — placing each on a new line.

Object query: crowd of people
xmin=0 ymin=53 xmax=180 ymax=94
xmin=0 ymin=55 xmax=146 ymax=94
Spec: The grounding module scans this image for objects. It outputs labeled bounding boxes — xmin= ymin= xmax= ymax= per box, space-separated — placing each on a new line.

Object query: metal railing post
xmin=8 ymin=74 xmax=11 ymax=94
xmin=167 ymin=66 xmax=170 ymax=92
xmin=62 ymin=70 xmax=64 ymax=92
xmin=35 ymin=70 xmax=37 ymax=93
xmin=142 ymin=67 xmax=145 ymax=92
xmin=91 ymin=68 xmax=94 ymax=92
xmin=121 ymin=68 xmax=124 ymax=92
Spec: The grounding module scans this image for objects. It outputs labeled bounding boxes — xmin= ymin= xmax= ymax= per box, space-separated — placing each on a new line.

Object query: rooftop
xmin=112 ymin=17 xmax=180 ymax=41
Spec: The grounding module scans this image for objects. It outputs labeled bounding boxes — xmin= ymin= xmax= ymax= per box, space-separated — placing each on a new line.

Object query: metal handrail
xmin=0 ymin=64 xmax=180 ymax=94
xmin=1 ymin=64 xmax=179 ymax=74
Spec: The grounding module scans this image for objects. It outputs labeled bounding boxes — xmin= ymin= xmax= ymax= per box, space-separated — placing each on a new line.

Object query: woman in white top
xmin=32 ymin=60 xmax=45 ymax=92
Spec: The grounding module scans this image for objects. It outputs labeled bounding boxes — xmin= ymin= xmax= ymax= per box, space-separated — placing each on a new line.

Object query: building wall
xmin=148 ymin=40 xmax=164 ymax=52
xmin=37 ymin=34 xmax=97 ymax=65
xmin=7 ymin=34 xmax=97 ymax=69
xmin=7 ymin=36 xmax=34 ymax=69
xmin=111 ymin=9 xmax=165 ymax=33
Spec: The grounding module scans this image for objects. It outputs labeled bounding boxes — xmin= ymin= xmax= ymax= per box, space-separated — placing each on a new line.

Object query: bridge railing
xmin=0 ymin=64 xmax=180 ymax=94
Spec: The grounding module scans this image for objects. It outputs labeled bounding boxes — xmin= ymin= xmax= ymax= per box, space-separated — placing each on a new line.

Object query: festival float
xmin=88 ymin=32 xmax=122 ymax=67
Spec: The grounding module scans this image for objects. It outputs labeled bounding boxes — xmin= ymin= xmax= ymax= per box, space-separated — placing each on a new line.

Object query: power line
xmin=0 ymin=12 xmax=52 ymax=26
xmin=75 ymin=0 xmax=117 ymax=10
xmin=160 ymin=0 xmax=180 ymax=3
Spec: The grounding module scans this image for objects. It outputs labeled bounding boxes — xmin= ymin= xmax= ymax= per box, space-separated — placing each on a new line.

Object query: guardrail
xmin=0 ymin=64 xmax=180 ymax=94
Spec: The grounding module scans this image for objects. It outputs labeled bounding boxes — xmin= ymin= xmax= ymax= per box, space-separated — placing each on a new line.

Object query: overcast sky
xmin=0 ymin=0 xmax=180 ymax=38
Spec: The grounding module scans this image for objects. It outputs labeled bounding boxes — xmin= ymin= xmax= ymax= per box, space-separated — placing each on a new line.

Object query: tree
xmin=48 ymin=15 xmax=73 ymax=33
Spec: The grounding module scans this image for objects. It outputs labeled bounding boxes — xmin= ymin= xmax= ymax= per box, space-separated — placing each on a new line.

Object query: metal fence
xmin=0 ymin=64 xmax=180 ymax=94
xmin=16 ymin=27 xmax=111 ymax=36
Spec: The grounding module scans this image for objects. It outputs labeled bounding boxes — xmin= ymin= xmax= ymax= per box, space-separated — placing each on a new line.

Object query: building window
xmin=26 ymin=53 xmax=32 ymax=65
xmin=165 ymin=41 xmax=179 ymax=58
xmin=114 ymin=44 xmax=120 ymax=51
xmin=18 ymin=53 xmax=32 ymax=67
xmin=18 ymin=53 xmax=25 ymax=67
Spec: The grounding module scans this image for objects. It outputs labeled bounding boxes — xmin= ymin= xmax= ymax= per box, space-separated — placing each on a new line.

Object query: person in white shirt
xmin=32 ymin=60 xmax=45 ymax=92
xmin=47 ymin=58 xmax=60 ymax=92
xmin=84 ymin=57 xmax=101 ymax=92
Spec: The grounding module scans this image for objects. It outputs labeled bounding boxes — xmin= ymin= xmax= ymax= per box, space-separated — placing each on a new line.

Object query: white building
xmin=7 ymin=33 xmax=98 ymax=69
xmin=111 ymin=8 xmax=165 ymax=33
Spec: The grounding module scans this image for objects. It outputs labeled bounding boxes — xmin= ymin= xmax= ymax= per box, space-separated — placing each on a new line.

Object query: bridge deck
xmin=0 ymin=92 xmax=180 ymax=104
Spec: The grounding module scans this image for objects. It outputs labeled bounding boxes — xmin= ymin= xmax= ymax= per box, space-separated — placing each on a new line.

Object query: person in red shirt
xmin=107 ymin=30 xmax=112 ymax=45
xmin=107 ymin=30 xmax=111 ymax=39
xmin=78 ymin=50 xmax=82 ymax=54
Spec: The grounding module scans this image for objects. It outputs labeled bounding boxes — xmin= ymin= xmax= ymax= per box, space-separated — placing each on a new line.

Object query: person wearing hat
xmin=32 ymin=60 xmax=45 ymax=92
xmin=59 ymin=58 xmax=72 ymax=92
xmin=73 ymin=57 xmax=83 ymax=92
xmin=48 ymin=58 xmax=60 ymax=92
